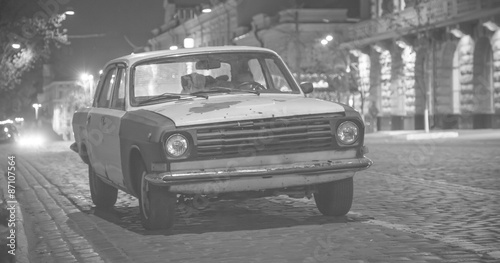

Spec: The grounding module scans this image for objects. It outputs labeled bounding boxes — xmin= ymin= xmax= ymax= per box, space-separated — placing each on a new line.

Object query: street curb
xmin=1 ymin=171 xmax=30 ymax=263
xmin=365 ymin=129 xmax=500 ymax=142
xmin=405 ymin=131 xmax=459 ymax=140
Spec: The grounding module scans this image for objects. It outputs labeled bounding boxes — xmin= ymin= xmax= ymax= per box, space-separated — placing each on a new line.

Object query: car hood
xmin=142 ymin=94 xmax=346 ymax=127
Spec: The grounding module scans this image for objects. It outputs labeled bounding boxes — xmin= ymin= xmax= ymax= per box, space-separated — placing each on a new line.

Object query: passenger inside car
xmin=180 ymin=73 xmax=207 ymax=93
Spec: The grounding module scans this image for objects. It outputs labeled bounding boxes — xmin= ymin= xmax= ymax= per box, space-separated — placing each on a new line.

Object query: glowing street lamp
xmin=64 ymin=7 xmax=75 ymax=16
xmin=184 ymin=37 xmax=195 ymax=48
xmin=12 ymin=43 xmax=21 ymax=49
xmin=80 ymin=73 xmax=93 ymax=81
xmin=169 ymin=45 xmax=178 ymax=50
xmin=201 ymin=4 xmax=212 ymax=13
xmin=33 ymin=103 xmax=42 ymax=120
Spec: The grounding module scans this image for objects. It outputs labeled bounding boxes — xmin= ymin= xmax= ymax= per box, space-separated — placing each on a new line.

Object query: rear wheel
xmin=134 ymin=158 xmax=176 ymax=230
xmin=89 ymin=164 xmax=118 ymax=208
xmin=314 ymin=177 xmax=353 ymax=216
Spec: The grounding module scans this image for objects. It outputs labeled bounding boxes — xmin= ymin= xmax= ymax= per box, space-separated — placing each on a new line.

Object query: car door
xmin=101 ymin=66 xmax=127 ymax=187
xmin=87 ymin=66 xmax=118 ymax=179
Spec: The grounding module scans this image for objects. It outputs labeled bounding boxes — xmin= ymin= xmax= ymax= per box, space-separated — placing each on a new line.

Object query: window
xmin=110 ymin=69 xmax=126 ymax=110
xmin=265 ymin=58 xmax=292 ymax=92
xmin=96 ymin=67 xmax=118 ymax=108
xmin=131 ymin=52 xmax=300 ymax=106
xmin=247 ymin=59 xmax=266 ymax=87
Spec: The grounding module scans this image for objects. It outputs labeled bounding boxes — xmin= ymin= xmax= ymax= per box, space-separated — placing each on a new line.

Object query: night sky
xmin=52 ymin=0 xmax=165 ymax=80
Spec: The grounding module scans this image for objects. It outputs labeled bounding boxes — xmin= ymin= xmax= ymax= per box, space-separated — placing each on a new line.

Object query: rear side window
xmin=110 ymin=69 xmax=126 ymax=110
xmin=96 ymin=68 xmax=118 ymax=108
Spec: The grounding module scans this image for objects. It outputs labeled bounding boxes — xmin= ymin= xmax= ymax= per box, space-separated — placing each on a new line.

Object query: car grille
xmin=195 ymin=115 xmax=339 ymax=159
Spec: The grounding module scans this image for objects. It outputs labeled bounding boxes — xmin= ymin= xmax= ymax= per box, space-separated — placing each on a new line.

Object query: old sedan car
xmin=70 ymin=46 xmax=372 ymax=230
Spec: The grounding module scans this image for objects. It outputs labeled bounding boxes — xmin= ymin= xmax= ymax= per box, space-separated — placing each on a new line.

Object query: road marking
xmin=348 ymin=211 xmax=500 ymax=260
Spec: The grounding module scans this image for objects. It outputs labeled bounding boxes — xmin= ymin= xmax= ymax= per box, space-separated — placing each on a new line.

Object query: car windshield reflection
xmin=131 ymin=52 xmax=298 ymax=106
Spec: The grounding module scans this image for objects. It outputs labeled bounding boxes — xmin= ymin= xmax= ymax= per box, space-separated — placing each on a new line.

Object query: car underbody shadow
xmin=86 ymin=197 xmax=372 ymax=236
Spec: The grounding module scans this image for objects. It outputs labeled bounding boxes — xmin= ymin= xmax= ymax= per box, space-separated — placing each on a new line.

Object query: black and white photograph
xmin=0 ymin=0 xmax=499 ymax=262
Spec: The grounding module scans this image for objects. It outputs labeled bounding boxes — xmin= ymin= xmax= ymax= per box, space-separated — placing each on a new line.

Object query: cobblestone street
xmin=0 ymin=134 xmax=499 ymax=263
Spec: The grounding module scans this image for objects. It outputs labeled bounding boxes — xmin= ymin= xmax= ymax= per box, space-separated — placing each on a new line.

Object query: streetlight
xmin=33 ymin=103 xmax=42 ymax=121
xmin=11 ymin=43 xmax=21 ymax=49
xmin=184 ymin=37 xmax=195 ymax=48
xmin=64 ymin=7 xmax=75 ymax=16
xmin=201 ymin=4 xmax=212 ymax=13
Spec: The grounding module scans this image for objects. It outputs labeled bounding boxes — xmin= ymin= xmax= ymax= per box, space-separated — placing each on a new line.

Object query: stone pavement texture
xmin=0 ymin=133 xmax=498 ymax=262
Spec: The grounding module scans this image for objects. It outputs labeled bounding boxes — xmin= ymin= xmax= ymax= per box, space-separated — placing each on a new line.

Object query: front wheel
xmin=89 ymin=164 xmax=118 ymax=208
xmin=314 ymin=177 xmax=353 ymax=216
xmin=135 ymin=159 xmax=176 ymax=230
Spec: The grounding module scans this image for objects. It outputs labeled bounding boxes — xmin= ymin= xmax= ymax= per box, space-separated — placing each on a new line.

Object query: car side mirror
xmin=300 ymin=82 xmax=314 ymax=94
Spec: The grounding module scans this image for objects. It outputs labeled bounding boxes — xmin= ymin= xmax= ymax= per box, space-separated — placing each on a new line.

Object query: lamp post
xmin=33 ymin=103 xmax=42 ymax=121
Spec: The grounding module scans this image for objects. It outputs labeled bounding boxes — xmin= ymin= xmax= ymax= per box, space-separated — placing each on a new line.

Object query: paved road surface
xmin=0 ymin=135 xmax=499 ymax=262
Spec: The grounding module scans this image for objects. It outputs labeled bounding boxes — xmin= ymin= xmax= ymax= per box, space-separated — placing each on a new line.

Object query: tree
xmin=0 ymin=0 xmax=68 ymax=118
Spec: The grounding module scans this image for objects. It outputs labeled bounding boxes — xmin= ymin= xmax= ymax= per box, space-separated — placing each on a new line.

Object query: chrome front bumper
xmin=145 ymin=157 xmax=372 ymax=194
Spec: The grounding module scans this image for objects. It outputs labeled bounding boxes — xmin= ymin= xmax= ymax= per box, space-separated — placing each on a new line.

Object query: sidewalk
xmin=365 ymin=129 xmax=500 ymax=142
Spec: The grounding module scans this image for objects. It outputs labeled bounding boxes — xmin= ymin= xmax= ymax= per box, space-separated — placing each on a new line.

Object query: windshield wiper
xmin=190 ymin=87 xmax=260 ymax=96
xmin=138 ymin=92 xmax=207 ymax=105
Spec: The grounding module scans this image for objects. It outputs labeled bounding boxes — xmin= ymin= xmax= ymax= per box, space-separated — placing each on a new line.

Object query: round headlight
xmin=165 ymin=134 xmax=189 ymax=157
xmin=336 ymin=121 xmax=359 ymax=145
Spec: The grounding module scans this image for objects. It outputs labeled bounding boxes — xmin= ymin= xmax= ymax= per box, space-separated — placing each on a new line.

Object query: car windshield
xmin=131 ymin=52 xmax=299 ymax=106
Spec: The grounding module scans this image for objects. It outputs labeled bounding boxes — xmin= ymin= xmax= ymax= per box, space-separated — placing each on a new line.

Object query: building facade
xmin=148 ymin=0 xmax=500 ymax=131
xmin=147 ymin=0 xmax=366 ymax=108
xmin=342 ymin=0 xmax=500 ymax=130
xmin=37 ymin=81 xmax=89 ymax=141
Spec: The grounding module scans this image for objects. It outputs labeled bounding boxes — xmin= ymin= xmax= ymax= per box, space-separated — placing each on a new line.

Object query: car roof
xmin=105 ymin=46 xmax=279 ymax=68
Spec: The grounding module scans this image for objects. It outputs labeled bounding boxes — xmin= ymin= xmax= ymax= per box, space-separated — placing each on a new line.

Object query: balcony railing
xmin=344 ymin=0 xmax=500 ymax=44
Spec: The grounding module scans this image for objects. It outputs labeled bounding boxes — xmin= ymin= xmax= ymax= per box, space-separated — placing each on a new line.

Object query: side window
xmin=265 ymin=58 xmax=292 ymax=92
xmin=247 ymin=59 xmax=266 ymax=86
xmin=110 ymin=69 xmax=126 ymax=110
xmin=96 ymin=68 xmax=118 ymax=108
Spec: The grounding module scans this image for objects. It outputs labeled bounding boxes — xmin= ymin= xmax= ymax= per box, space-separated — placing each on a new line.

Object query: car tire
xmin=314 ymin=177 xmax=353 ymax=216
xmin=135 ymin=159 xmax=176 ymax=230
xmin=89 ymin=164 xmax=118 ymax=208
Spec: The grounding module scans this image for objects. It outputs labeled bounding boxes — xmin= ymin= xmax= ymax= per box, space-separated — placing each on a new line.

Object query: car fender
xmin=119 ymin=109 xmax=176 ymax=195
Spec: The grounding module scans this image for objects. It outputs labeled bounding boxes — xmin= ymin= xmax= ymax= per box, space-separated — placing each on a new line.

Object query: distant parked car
xmin=70 ymin=46 xmax=372 ymax=230
xmin=0 ymin=123 xmax=19 ymax=143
